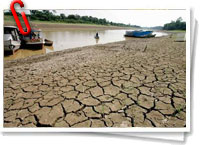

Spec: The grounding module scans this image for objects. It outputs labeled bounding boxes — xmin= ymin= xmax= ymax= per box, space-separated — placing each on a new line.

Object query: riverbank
xmin=4 ymin=20 xmax=134 ymax=31
xmin=4 ymin=36 xmax=186 ymax=127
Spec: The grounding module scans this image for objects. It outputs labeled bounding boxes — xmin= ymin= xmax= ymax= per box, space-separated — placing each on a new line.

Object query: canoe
xmin=44 ymin=39 xmax=53 ymax=46
xmin=124 ymin=30 xmax=156 ymax=38
xmin=94 ymin=36 xmax=99 ymax=39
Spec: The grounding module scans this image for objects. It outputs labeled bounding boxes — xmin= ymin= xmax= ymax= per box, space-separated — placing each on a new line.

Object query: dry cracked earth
xmin=4 ymin=36 xmax=186 ymax=128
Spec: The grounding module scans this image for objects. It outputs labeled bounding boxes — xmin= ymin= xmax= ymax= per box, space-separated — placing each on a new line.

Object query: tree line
xmin=163 ymin=17 xmax=186 ymax=30
xmin=4 ymin=10 xmax=141 ymax=28
xmin=4 ymin=10 xmax=185 ymax=30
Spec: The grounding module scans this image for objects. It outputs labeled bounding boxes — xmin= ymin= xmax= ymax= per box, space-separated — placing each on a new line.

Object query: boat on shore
xmin=4 ymin=26 xmax=21 ymax=54
xmin=44 ymin=39 xmax=53 ymax=46
xmin=124 ymin=30 xmax=156 ymax=38
xmin=20 ymin=28 xmax=44 ymax=50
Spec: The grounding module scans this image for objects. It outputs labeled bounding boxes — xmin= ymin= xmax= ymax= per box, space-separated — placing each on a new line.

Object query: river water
xmin=4 ymin=29 xmax=168 ymax=60
xmin=42 ymin=30 xmax=168 ymax=53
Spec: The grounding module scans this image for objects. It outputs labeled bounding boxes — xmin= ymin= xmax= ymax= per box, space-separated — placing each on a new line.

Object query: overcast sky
xmin=54 ymin=9 xmax=186 ymax=27
xmin=13 ymin=9 xmax=187 ymax=27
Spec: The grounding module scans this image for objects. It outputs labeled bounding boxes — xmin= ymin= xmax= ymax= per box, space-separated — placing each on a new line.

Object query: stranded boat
xmin=124 ymin=30 xmax=156 ymax=38
xmin=4 ymin=26 xmax=21 ymax=54
xmin=20 ymin=28 xmax=44 ymax=49
xmin=44 ymin=39 xmax=53 ymax=46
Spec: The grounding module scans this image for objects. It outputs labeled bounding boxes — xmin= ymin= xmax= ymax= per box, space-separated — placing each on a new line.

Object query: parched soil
xmin=4 ymin=36 xmax=186 ymax=128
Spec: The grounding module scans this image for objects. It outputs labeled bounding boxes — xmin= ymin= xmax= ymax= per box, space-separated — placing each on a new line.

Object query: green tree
xmin=163 ymin=17 xmax=186 ymax=30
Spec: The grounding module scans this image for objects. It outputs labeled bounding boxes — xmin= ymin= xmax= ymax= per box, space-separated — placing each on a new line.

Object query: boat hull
xmin=4 ymin=40 xmax=21 ymax=52
xmin=124 ymin=34 xmax=156 ymax=38
xmin=4 ymin=26 xmax=21 ymax=54
xmin=124 ymin=31 xmax=155 ymax=38
xmin=21 ymin=38 xmax=44 ymax=50
xmin=21 ymin=43 xmax=43 ymax=50
xmin=44 ymin=39 xmax=53 ymax=46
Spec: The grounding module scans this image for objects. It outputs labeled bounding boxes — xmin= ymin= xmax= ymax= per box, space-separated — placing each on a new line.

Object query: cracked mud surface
xmin=4 ymin=36 xmax=186 ymax=128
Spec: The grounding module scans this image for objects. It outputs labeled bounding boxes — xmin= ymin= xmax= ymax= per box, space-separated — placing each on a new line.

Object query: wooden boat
xmin=4 ymin=26 xmax=21 ymax=54
xmin=44 ymin=39 xmax=53 ymax=46
xmin=22 ymin=40 xmax=44 ymax=49
xmin=124 ymin=30 xmax=156 ymax=38
xmin=94 ymin=32 xmax=99 ymax=39
xmin=20 ymin=28 xmax=44 ymax=50
xmin=94 ymin=36 xmax=99 ymax=39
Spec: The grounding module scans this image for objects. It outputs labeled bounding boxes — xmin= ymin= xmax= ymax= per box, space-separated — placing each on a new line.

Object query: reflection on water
xmin=95 ymin=38 xmax=99 ymax=44
xmin=4 ymin=29 xmax=168 ymax=60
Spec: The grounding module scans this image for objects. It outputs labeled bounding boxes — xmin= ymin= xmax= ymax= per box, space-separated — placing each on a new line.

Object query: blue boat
xmin=124 ymin=30 xmax=156 ymax=38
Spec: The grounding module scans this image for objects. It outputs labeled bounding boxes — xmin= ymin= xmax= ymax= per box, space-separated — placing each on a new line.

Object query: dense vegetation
xmin=163 ymin=17 xmax=186 ymax=30
xmin=4 ymin=10 xmax=141 ymax=28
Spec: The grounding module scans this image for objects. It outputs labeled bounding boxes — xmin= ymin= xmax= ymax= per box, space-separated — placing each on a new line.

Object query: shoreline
xmin=4 ymin=39 xmax=129 ymax=67
xmin=4 ymin=30 xmax=185 ymax=63
xmin=4 ymin=35 xmax=169 ymax=64
xmin=4 ymin=35 xmax=173 ymax=65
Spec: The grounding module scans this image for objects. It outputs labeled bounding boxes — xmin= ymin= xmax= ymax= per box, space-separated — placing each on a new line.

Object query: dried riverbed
xmin=4 ymin=36 xmax=186 ymax=127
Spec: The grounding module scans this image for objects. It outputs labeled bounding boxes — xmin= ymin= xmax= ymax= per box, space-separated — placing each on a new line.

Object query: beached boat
xmin=4 ymin=26 xmax=21 ymax=54
xmin=124 ymin=30 xmax=156 ymax=38
xmin=20 ymin=28 xmax=44 ymax=49
xmin=44 ymin=39 xmax=53 ymax=46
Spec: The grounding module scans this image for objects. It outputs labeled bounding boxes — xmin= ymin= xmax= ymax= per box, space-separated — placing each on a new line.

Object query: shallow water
xmin=42 ymin=29 xmax=168 ymax=53
xmin=43 ymin=29 xmax=124 ymax=52
xmin=4 ymin=29 xmax=168 ymax=60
